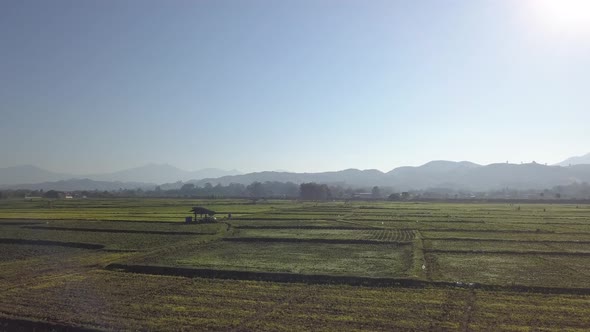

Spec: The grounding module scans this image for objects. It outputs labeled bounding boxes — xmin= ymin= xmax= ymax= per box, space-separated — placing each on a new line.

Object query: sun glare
xmin=529 ymin=0 xmax=590 ymax=34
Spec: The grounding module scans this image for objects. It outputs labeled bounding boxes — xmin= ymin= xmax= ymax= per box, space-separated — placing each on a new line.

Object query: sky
xmin=1 ymin=0 xmax=589 ymax=174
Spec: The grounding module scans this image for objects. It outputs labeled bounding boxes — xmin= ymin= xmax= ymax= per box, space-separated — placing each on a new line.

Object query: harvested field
xmin=3 ymin=269 xmax=590 ymax=331
xmin=0 ymin=244 xmax=96 ymax=262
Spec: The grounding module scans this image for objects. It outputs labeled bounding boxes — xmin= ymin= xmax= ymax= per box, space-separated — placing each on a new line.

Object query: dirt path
xmin=460 ymin=289 xmax=477 ymax=332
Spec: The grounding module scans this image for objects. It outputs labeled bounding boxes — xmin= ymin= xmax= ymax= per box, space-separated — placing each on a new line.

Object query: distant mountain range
xmin=1 ymin=154 xmax=590 ymax=191
xmin=189 ymin=161 xmax=590 ymax=191
xmin=0 ymin=164 xmax=240 ymax=189
xmin=555 ymin=153 xmax=590 ymax=167
xmin=86 ymin=164 xmax=241 ymax=184
xmin=0 ymin=165 xmax=73 ymax=185
xmin=5 ymin=179 xmax=155 ymax=191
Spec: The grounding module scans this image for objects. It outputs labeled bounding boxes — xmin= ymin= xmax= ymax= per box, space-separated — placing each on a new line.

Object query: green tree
xmin=299 ymin=183 xmax=331 ymax=201
xmin=371 ymin=186 xmax=382 ymax=199
xmin=388 ymin=193 xmax=401 ymax=201
xmin=247 ymin=182 xmax=265 ymax=197
xmin=181 ymin=183 xmax=195 ymax=192
xmin=43 ymin=190 xmax=61 ymax=199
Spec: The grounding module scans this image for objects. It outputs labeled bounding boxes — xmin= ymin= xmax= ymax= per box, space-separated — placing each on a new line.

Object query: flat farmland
xmin=0 ymin=198 xmax=590 ymax=331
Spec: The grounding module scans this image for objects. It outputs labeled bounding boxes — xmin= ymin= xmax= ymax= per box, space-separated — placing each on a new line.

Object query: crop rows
xmin=2 ymin=268 xmax=590 ymax=331
xmin=364 ymin=229 xmax=416 ymax=242
xmin=231 ymin=228 xmax=417 ymax=243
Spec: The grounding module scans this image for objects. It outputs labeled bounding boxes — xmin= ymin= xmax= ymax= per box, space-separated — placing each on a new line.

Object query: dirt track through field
xmin=460 ymin=289 xmax=477 ymax=332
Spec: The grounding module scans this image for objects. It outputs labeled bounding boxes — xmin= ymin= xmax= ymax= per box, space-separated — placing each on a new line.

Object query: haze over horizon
xmin=2 ymin=156 xmax=589 ymax=177
xmin=2 ymin=0 xmax=589 ymax=174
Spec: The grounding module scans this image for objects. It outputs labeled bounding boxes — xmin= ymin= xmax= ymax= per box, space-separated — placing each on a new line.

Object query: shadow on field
xmin=423 ymin=229 xmax=556 ymax=233
xmin=105 ymin=263 xmax=590 ymax=295
xmin=235 ymin=225 xmax=377 ymax=230
xmin=0 ymin=238 xmax=104 ymax=250
xmin=424 ymin=237 xmax=590 ymax=244
xmin=424 ymin=249 xmax=590 ymax=256
xmin=0 ymin=221 xmax=46 ymax=226
xmin=223 ymin=237 xmax=411 ymax=245
xmin=22 ymin=226 xmax=216 ymax=236
xmin=0 ymin=317 xmax=102 ymax=332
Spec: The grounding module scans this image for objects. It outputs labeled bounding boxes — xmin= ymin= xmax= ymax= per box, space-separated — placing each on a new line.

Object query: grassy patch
xmin=427 ymin=252 xmax=590 ymax=288
xmin=155 ymin=241 xmax=412 ymax=277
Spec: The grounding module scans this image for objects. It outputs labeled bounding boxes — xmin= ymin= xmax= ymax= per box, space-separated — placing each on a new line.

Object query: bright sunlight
xmin=529 ymin=0 xmax=590 ymax=34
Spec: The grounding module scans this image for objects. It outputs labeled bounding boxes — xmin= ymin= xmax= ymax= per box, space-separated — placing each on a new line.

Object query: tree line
xmin=0 ymin=182 xmax=390 ymax=200
xmin=2 ymin=181 xmax=589 ymax=200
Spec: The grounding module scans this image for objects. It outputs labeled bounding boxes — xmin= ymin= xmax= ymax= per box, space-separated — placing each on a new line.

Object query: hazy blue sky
xmin=1 ymin=0 xmax=589 ymax=174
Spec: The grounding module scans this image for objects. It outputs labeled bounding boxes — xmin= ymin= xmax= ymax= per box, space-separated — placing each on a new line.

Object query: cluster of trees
xmin=175 ymin=181 xmax=300 ymax=198
xmin=387 ymin=192 xmax=411 ymax=201
xmin=156 ymin=182 xmax=392 ymax=200
xmin=489 ymin=183 xmax=590 ymax=200
xmin=0 ymin=189 xmax=116 ymax=199
xmin=299 ymin=183 xmax=332 ymax=200
xmin=397 ymin=182 xmax=590 ymax=200
xmin=538 ymin=183 xmax=590 ymax=199
xmin=171 ymin=182 xmax=388 ymax=200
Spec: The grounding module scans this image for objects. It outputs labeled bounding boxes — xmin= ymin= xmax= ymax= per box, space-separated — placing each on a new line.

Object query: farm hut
xmin=190 ymin=207 xmax=216 ymax=222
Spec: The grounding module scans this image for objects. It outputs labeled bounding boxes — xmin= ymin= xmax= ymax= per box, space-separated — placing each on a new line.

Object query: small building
xmin=353 ymin=193 xmax=374 ymax=200
xmin=188 ymin=206 xmax=217 ymax=223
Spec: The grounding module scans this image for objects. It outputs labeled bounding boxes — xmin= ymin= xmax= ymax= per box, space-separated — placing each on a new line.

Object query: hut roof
xmin=190 ymin=207 xmax=216 ymax=215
